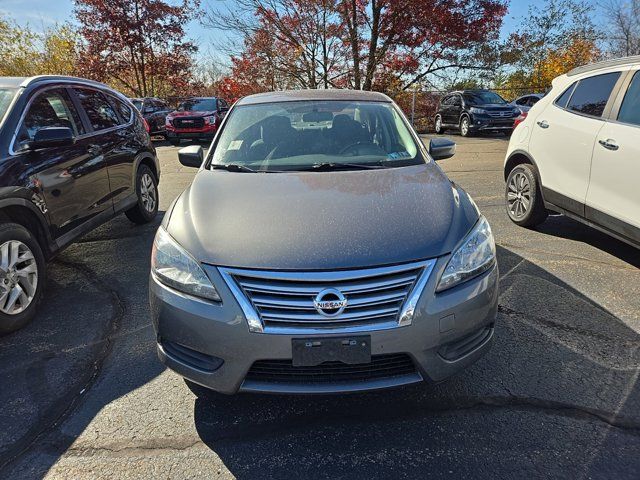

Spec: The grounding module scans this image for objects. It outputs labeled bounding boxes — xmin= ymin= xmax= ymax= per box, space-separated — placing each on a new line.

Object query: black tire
xmin=125 ymin=164 xmax=159 ymax=224
xmin=505 ymin=163 xmax=548 ymax=227
xmin=434 ymin=115 xmax=443 ymax=134
xmin=0 ymin=223 xmax=46 ymax=335
xmin=169 ymin=138 xmax=180 ymax=146
xmin=460 ymin=116 xmax=472 ymax=137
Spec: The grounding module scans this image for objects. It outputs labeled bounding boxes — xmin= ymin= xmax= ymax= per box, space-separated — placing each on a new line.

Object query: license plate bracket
xmin=292 ymin=336 xmax=371 ymax=367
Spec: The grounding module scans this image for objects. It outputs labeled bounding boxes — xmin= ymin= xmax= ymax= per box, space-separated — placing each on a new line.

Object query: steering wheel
xmin=338 ymin=141 xmax=385 ymax=156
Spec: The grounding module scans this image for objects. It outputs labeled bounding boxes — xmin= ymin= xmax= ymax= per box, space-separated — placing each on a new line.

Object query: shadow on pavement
xmin=0 ymin=213 xmax=166 ymax=475
xmin=191 ymin=245 xmax=640 ymax=479
xmin=533 ymin=215 xmax=640 ymax=268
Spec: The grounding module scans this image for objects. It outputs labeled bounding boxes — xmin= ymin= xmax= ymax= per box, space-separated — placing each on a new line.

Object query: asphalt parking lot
xmin=1 ymin=135 xmax=639 ymax=479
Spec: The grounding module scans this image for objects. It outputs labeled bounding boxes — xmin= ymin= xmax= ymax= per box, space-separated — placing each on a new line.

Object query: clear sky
xmin=0 ymin=0 xmax=603 ymax=60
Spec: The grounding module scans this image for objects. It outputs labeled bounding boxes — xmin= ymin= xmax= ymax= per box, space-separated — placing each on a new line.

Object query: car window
xmin=211 ymin=100 xmax=423 ymax=172
xmin=113 ymin=97 xmax=133 ymax=123
xmin=617 ymin=71 xmax=640 ymax=127
xmin=74 ymin=88 xmax=121 ymax=131
xmin=567 ymin=72 xmax=621 ymax=117
xmin=0 ymin=88 xmax=17 ymax=125
xmin=219 ymin=99 xmax=229 ymax=110
xmin=462 ymin=91 xmax=506 ymax=105
xmin=131 ymin=99 xmax=143 ymax=111
xmin=555 ymin=83 xmax=576 ymax=108
xmin=515 ymin=97 xmax=528 ymax=106
xmin=16 ymin=88 xmax=85 ymax=146
xmin=178 ymin=98 xmax=217 ymax=112
xmin=528 ymin=96 xmax=540 ymax=107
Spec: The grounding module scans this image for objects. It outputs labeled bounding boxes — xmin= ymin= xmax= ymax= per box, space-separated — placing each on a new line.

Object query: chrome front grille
xmin=487 ymin=110 xmax=513 ymax=118
xmin=219 ymin=260 xmax=436 ymax=334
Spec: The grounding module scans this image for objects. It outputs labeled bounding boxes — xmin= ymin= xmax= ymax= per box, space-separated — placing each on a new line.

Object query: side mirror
xmin=29 ymin=127 xmax=74 ymax=150
xmin=429 ymin=137 xmax=456 ymax=161
xmin=178 ymin=145 xmax=204 ymax=168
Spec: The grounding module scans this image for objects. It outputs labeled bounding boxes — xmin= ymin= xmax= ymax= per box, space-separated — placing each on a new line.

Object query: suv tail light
xmin=514 ymin=111 xmax=528 ymax=129
xmin=143 ymin=118 xmax=150 ymax=133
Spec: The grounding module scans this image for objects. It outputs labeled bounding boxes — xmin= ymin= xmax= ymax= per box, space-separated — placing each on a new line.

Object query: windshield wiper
xmin=308 ymin=162 xmax=385 ymax=171
xmin=211 ymin=163 xmax=258 ymax=173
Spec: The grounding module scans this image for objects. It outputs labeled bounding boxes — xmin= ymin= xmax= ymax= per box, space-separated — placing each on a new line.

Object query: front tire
xmin=125 ymin=164 xmax=159 ymax=224
xmin=434 ymin=115 xmax=443 ymax=134
xmin=505 ymin=164 xmax=548 ymax=227
xmin=460 ymin=116 xmax=471 ymax=137
xmin=0 ymin=223 xmax=46 ymax=335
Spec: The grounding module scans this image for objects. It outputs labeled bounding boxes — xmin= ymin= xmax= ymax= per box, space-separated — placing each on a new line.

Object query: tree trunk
xmin=362 ymin=0 xmax=381 ymax=91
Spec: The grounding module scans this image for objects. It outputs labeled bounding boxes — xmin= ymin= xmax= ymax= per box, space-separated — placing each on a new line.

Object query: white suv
xmin=504 ymin=55 xmax=640 ymax=248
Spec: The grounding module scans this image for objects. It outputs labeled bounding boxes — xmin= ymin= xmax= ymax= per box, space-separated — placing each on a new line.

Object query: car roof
xmin=236 ymin=89 xmax=392 ymax=106
xmin=0 ymin=75 xmax=110 ymax=90
xmin=567 ymin=55 xmax=640 ymax=77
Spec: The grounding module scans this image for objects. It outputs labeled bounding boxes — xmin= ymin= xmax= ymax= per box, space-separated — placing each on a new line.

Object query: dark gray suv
xmin=149 ymin=90 xmax=498 ymax=394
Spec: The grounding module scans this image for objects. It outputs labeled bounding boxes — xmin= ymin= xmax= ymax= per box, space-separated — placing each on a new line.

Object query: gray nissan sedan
xmin=149 ymin=90 xmax=498 ymax=394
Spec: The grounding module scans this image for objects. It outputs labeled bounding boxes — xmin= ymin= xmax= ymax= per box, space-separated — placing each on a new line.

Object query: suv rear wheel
xmin=505 ymin=164 xmax=548 ymax=227
xmin=125 ymin=164 xmax=159 ymax=224
xmin=0 ymin=223 xmax=45 ymax=335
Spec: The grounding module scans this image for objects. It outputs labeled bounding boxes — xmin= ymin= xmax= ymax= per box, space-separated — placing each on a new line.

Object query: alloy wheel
xmin=0 ymin=240 xmax=38 ymax=315
xmin=140 ymin=173 xmax=157 ymax=213
xmin=461 ymin=118 xmax=469 ymax=136
xmin=507 ymin=172 xmax=531 ymax=219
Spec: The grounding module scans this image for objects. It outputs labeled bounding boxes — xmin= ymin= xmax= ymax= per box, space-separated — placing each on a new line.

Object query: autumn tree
xmin=0 ymin=16 xmax=79 ymax=76
xmin=499 ymin=0 xmax=601 ymax=96
xmin=206 ymin=0 xmax=507 ymax=94
xmin=75 ymin=0 xmax=200 ymax=97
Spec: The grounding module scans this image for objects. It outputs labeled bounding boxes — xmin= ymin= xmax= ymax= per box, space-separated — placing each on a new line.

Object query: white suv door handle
xmin=598 ymin=139 xmax=619 ymax=151
xmin=536 ymin=120 xmax=549 ymax=129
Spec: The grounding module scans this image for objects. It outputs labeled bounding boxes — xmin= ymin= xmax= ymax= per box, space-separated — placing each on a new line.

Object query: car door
xmin=586 ymin=69 xmax=640 ymax=238
xmin=450 ymin=95 xmax=463 ymax=124
xmin=11 ymin=86 xmax=112 ymax=240
xmin=528 ymin=71 xmax=622 ymax=215
xmin=73 ymin=87 xmax=133 ymax=210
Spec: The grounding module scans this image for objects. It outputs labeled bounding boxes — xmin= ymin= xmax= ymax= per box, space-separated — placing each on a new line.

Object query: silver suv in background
xmin=150 ymin=90 xmax=498 ymax=394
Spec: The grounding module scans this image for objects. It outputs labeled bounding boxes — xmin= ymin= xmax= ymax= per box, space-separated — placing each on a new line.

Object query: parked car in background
xmin=434 ymin=89 xmax=521 ymax=136
xmin=504 ymin=55 xmax=640 ymax=248
xmin=150 ymin=89 xmax=498 ymax=395
xmin=131 ymin=97 xmax=170 ymax=138
xmin=165 ymin=97 xmax=230 ymax=146
xmin=0 ymin=75 xmax=160 ymax=334
xmin=511 ymin=93 xmax=545 ymax=113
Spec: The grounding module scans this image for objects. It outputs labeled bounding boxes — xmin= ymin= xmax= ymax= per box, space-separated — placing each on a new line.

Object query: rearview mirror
xmin=429 ymin=137 xmax=456 ymax=161
xmin=29 ymin=127 xmax=74 ymax=150
xmin=178 ymin=145 xmax=204 ymax=168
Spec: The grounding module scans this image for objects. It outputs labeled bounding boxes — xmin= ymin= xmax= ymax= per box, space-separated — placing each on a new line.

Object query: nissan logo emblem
xmin=313 ymin=288 xmax=348 ymax=317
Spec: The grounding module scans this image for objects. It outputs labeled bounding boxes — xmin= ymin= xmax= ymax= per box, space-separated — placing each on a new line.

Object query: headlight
xmin=207 ymin=115 xmax=216 ymax=124
xmin=469 ymin=107 xmax=486 ymax=114
xmin=436 ymin=216 xmax=496 ymax=292
xmin=151 ymin=227 xmax=221 ymax=301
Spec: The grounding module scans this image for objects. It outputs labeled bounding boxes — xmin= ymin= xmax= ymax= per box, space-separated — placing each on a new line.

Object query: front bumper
xmin=469 ymin=114 xmax=516 ymax=131
xmin=166 ymin=126 xmax=216 ymax=140
xmin=149 ymin=258 xmax=499 ymax=394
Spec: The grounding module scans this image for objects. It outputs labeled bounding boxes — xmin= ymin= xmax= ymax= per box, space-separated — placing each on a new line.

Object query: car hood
xmin=166 ymin=162 xmax=480 ymax=270
xmin=167 ymin=110 xmax=216 ymax=118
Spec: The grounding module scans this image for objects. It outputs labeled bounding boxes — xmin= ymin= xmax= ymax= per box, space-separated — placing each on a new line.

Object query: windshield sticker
xmin=228 ymin=140 xmax=243 ymax=151
xmin=388 ymin=151 xmax=412 ymax=159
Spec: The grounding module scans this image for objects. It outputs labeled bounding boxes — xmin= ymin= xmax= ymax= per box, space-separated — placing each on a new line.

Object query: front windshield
xmin=0 ymin=88 xmax=17 ymax=123
xmin=463 ymin=91 xmax=507 ymax=105
xmin=210 ymin=100 xmax=423 ymax=172
xmin=132 ymin=100 xmax=143 ymax=111
xmin=179 ymin=98 xmax=217 ymax=112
